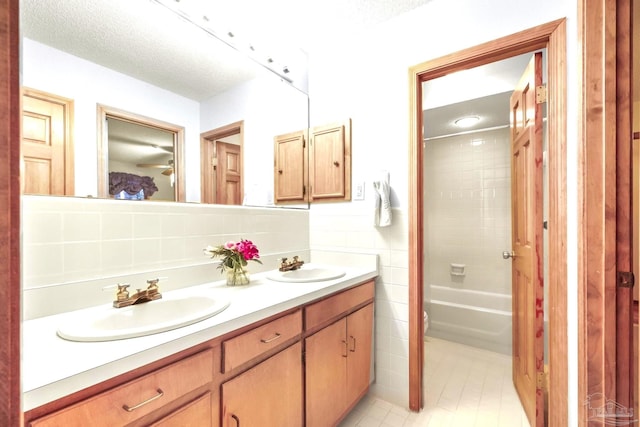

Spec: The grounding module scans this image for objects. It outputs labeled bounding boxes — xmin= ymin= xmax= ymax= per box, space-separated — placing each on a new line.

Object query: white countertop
xmin=22 ymin=264 xmax=378 ymax=411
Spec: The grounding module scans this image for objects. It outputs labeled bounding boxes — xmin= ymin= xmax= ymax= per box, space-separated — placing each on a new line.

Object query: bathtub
xmin=425 ymin=284 xmax=512 ymax=355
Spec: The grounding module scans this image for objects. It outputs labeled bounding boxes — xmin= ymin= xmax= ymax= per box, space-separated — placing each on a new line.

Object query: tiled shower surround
xmin=423 ymin=128 xmax=512 ymax=298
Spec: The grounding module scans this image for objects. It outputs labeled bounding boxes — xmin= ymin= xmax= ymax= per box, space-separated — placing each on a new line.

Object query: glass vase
xmin=225 ymin=267 xmax=250 ymax=286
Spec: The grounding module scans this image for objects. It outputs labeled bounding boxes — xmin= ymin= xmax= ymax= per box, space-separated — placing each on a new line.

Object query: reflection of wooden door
xmin=216 ymin=141 xmax=242 ymax=205
xmin=200 ymin=121 xmax=243 ymax=205
xmin=21 ymin=88 xmax=74 ymax=195
xmin=509 ymin=52 xmax=544 ymax=427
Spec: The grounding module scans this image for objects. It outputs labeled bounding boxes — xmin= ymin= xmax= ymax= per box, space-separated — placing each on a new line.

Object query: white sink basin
xmin=57 ymin=295 xmax=230 ymax=342
xmin=266 ymin=266 xmax=346 ymax=283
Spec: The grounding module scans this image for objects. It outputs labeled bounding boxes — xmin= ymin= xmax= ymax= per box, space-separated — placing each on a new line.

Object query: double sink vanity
xmin=23 ymin=262 xmax=378 ymax=426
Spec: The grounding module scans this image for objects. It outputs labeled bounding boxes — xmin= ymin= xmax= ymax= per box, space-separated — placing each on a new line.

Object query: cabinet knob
xmin=278 ymin=169 xmax=283 ymax=174
xmin=333 ymin=161 xmax=340 ymax=167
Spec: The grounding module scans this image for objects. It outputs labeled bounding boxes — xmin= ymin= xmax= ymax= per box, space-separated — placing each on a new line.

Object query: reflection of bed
xmin=108 ymin=172 xmax=158 ymax=198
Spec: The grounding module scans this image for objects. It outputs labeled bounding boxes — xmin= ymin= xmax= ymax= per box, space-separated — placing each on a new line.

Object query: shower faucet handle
xmin=502 ymin=251 xmax=515 ymax=259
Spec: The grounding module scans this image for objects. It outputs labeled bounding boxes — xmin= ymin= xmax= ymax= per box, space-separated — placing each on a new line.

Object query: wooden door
xmin=509 ymin=52 xmax=544 ymax=427
xmin=274 ymin=130 xmax=307 ymax=204
xmin=305 ymin=318 xmax=348 ymax=427
xmin=22 ymin=88 xmax=74 ymax=195
xmin=221 ymin=342 xmax=302 ymax=427
xmin=346 ymin=304 xmax=374 ymax=408
xmin=216 ymin=141 xmax=242 ymax=205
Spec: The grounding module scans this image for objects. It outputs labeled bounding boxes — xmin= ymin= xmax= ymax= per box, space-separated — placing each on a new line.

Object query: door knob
xmin=502 ymin=251 xmax=515 ymax=259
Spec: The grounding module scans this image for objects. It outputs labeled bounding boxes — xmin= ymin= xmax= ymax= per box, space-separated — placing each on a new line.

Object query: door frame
xmin=408 ymin=18 xmax=567 ymax=425
xmin=0 ymin=0 xmax=20 ymax=425
xmin=200 ymin=121 xmax=244 ymax=204
xmin=578 ymin=0 xmax=635 ymax=423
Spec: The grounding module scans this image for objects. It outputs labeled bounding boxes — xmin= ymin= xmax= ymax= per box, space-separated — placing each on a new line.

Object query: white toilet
xmin=423 ymin=310 xmax=429 ymax=334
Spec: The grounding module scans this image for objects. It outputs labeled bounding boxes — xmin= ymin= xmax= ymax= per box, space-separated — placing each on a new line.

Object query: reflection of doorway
xmin=96 ymin=105 xmax=185 ymax=201
xmin=107 ymin=117 xmax=175 ymax=200
xmin=409 ymin=19 xmax=567 ymax=426
xmin=200 ymin=121 xmax=244 ymax=205
xmin=21 ymin=87 xmax=74 ymax=195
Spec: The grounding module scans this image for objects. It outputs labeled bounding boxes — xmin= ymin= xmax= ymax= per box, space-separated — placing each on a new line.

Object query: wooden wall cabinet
xmin=308 ymin=119 xmax=351 ymax=203
xmin=274 ymin=118 xmax=351 ymax=205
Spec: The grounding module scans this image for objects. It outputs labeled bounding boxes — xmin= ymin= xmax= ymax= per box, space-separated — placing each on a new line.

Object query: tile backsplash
xmin=22 ymin=196 xmax=309 ymax=318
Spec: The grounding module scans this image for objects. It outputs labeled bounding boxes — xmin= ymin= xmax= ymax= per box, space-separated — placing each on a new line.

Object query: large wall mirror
xmin=20 ymin=0 xmax=309 ymax=207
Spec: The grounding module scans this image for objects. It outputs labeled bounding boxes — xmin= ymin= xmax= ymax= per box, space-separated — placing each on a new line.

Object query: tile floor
xmin=339 ymin=337 xmax=530 ymax=427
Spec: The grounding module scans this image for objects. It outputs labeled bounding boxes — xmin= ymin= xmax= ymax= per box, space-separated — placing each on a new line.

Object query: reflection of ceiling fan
xmin=136 ymin=159 xmax=174 ymax=176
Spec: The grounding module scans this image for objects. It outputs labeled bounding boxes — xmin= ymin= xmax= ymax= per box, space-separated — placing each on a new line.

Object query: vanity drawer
xmin=305 ymin=281 xmax=375 ymax=331
xmin=30 ymin=349 xmax=214 ymax=427
xmin=222 ymin=309 xmax=302 ymax=373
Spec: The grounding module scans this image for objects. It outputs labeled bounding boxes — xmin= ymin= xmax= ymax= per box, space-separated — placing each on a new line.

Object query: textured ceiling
xmin=20 ymin=0 xmax=435 ymax=101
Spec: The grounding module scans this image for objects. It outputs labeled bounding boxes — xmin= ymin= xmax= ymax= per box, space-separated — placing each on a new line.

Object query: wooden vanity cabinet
xmin=149 ymin=392 xmax=213 ymax=427
xmin=221 ymin=342 xmax=303 ymax=427
xmin=29 ymin=348 xmax=215 ymax=427
xmin=26 ymin=281 xmax=375 ymax=427
xmin=305 ymin=281 xmax=374 ymax=427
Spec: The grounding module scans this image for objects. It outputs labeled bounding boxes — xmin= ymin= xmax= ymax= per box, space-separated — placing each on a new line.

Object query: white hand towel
xmin=373 ymin=172 xmax=392 ymax=227
xmin=372 ymin=182 xmax=381 ymax=226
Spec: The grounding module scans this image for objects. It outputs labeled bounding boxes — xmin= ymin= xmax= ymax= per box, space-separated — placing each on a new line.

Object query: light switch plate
xmin=354 ymin=182 xmax=365 ymax=200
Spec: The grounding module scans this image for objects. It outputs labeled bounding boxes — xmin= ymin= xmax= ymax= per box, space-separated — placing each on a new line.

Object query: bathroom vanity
xmin=22 ymin=267 xmax=376 ymax=427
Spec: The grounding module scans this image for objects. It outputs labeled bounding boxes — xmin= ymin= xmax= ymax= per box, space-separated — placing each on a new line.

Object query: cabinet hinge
xmin=536 ymin=85 xmax=547 ymax=104
xmin=536 ymin=371 xmax=545 ymax=389
xmin=617 ymin=271 xmax=635 ymax=288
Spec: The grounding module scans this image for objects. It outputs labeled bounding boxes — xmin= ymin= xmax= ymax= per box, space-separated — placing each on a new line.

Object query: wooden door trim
xmin=408 ymin=19 xmax=567 ymax=426
xmin=578 ymin=0 xmax=634 ymax=423
xmin=200 ymin=121 xmax=244 ymax=204
xmin=96 ymin=105 xmax=186 ymax=202
xmin=22 ymin=87 xmax=75 ymax=195
xmin=0 ymin=0 xmax=21 ymax=425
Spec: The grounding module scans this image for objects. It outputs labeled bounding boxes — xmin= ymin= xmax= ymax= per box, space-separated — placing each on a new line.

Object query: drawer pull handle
xmin=349 ymin=335 xmax=357 ymax=353
xmin=232 ymin=414 xmax=240 ymax=426
xmin=122 ymin=388 xmax=164 ymax=412
xmin=260 ymin=333 xmax=282 ymax=344
xmin=342 ymin=339 xmax=348 ymax=358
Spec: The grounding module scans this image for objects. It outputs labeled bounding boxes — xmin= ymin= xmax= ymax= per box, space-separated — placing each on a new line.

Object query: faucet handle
xmin=115 ymin=283 xmax=130 ymax=301
xmin=146 ymin=277 xmax=166 ymax=293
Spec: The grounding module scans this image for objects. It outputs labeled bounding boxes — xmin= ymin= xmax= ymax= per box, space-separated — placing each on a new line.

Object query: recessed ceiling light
xmin=454 ymin=116 xmax=480 ymax=128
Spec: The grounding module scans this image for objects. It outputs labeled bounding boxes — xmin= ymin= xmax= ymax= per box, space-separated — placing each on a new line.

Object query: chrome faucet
xmin=112 ymin=278 xmax=163 ymax=308
xmin=279 ymin=256 xmax=304 ymax=272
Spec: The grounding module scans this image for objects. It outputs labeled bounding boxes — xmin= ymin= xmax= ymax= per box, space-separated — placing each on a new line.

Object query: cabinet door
xmin=309 ymin=119 xmax=351 ymax=202
xmin=346 ymin=304 xmax=374 ymax=407
xmin=222 ymin=342 xmax=302 ymax=427
xmin=149 ymin=392 xmax=212 ymax=427
xmin=305 ymin=318 xmax=348 ymax=427
xmin=274 ymin=130 xmax=307 ymax=204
